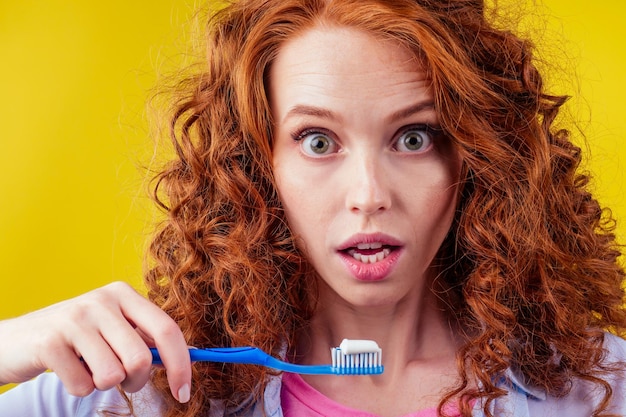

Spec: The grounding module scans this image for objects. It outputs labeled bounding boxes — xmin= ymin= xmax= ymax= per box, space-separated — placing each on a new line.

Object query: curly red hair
xmin=143 ymin=1 xmax=626 ymax=416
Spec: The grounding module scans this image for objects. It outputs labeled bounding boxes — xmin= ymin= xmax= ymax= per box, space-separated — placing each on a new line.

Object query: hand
xmin=0 ymin=281 xmax=191 ymax=403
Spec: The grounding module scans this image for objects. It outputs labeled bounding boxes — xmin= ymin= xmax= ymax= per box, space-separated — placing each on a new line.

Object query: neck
xmin=295 ymin=281 xmax=462 ymax=374
xmin=291 ymin=276 xmax=468 ymax=416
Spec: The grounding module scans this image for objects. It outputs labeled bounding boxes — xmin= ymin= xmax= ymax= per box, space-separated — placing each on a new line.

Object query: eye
xmin=394 ymin=127 xmax=433 ymax=153
xmin=298 ymin=131 xmax=338 ymax=156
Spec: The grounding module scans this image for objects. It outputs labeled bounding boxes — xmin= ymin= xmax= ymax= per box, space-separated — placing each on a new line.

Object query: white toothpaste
xmin=339 ymin=339 xmax=381 ymax=354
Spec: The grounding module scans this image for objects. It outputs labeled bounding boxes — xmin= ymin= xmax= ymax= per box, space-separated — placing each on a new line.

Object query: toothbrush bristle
xmin=330 ymin=339 xmax=383 ymax=375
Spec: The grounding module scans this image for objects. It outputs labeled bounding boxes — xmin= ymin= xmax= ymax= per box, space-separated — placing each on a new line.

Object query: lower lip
xmin=338 ymin=248 xmax=403 ymax=282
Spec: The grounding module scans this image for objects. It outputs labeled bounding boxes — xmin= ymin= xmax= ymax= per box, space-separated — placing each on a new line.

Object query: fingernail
xmin=177 ymin=384 xmax=190 ymax=403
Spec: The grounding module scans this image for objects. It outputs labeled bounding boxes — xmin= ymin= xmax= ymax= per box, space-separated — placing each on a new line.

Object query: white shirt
xmin=1 ymin=332 xmax=625 ymax=417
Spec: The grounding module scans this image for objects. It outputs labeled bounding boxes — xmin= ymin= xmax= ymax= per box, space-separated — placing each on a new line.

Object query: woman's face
xmin=270 ymin=25 xmax=461 ymax=309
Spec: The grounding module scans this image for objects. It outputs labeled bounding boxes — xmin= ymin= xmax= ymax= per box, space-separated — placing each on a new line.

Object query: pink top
xmin=280 ymin=372 xmax=462 ymax=417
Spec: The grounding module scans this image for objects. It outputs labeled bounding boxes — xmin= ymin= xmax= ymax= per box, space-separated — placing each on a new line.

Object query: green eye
xmin=310 ymin=135 xmax=330 ymax=153
xmin=396 ymin=129 xmax=432 ymax=153
xmin=301 ymin=132 xmax=336 ymax=156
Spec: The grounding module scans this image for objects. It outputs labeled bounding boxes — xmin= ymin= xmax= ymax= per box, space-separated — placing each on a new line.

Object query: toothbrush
xmin=150 ymin=339 xmax=383 ymax=375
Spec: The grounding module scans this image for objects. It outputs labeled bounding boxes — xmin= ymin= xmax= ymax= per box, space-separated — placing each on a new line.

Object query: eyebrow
xmin=282 ymin=100 xmax=435 ymax=124
xmin=385 ymin=101 xmax=436 ymax=123
xmin=283 ymin=105 xmax=340 ymax=123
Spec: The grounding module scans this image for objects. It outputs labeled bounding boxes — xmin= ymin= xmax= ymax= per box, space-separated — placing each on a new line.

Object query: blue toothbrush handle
xmin=151 ymin=347 xmax=343 ymax=375
xmin=149 ymin=347 xmax=383 ymax=375
xmin=150 ymin=347 xmax=263 ymax=365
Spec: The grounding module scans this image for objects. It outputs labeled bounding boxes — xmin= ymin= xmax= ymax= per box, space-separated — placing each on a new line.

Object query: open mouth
xmin=343 ymin=242 xmax=399 ymax=264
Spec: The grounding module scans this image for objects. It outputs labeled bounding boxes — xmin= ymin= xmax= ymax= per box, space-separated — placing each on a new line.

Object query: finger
xmin=43 ymin=338 xmax=96 ymax=397
xmin=111 ymin=283 xmax=192 ymax=403
xmin=97 ymin=314 xmax=153 ymax=393
xmin=74 ymin=334 xmax=127 ymax=392
xmin=34 ymin=303 xmax=123 ymax=396
xmin=150 ymin=323 xmax=192 ymax=403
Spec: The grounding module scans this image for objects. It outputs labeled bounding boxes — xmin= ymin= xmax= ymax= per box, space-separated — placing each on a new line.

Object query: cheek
xmin=436 ymin=168 xmax=461 ymax=225
xmin=273 ymin=163 xmax=341 ymax=258
xmin=434 ymin=153 xmax=462 ymax=209
xmin=274 ymin=162 xmax=316 ymax=235
xmin=276 ymin=183 xmax=327 ymax=261
xmin=277 ymin=181 xmax=303 ymax=228
xmin=414 ymin=158 xmax=462 ymax=236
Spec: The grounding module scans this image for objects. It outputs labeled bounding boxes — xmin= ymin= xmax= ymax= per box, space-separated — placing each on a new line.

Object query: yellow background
xmin=0 ymin=0 xmax=624 ymax=392
xmin=0 ymin=1 xmax=196 ymax=314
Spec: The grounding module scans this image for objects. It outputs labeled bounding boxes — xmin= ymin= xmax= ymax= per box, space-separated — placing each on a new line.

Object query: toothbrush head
xmin=330 ymin=339 xmax=383 ymax=375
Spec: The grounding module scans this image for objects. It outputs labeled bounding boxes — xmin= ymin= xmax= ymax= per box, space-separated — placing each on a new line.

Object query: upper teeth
xmin=356 ymin=242 xmax=383 ymax=250
xmin=347 ymin=244 xmax=391 ymax=264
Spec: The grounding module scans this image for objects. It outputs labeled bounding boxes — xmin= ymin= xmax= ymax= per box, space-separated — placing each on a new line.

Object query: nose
xmin=345 ymin=153 xmax=391 ymax=215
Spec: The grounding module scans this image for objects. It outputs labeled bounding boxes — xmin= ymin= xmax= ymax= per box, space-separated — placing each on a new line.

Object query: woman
xmin=1 ymin=0 xmax=625 ymax=416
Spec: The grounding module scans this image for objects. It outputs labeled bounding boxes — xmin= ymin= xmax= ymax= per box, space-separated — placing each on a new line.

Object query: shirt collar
xmin=502 ymin=367 xmax=548 ymax=401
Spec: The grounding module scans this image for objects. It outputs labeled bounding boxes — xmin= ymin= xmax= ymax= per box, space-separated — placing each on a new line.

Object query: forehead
xmin=268 ymin=25 xmax=432 ymax=115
